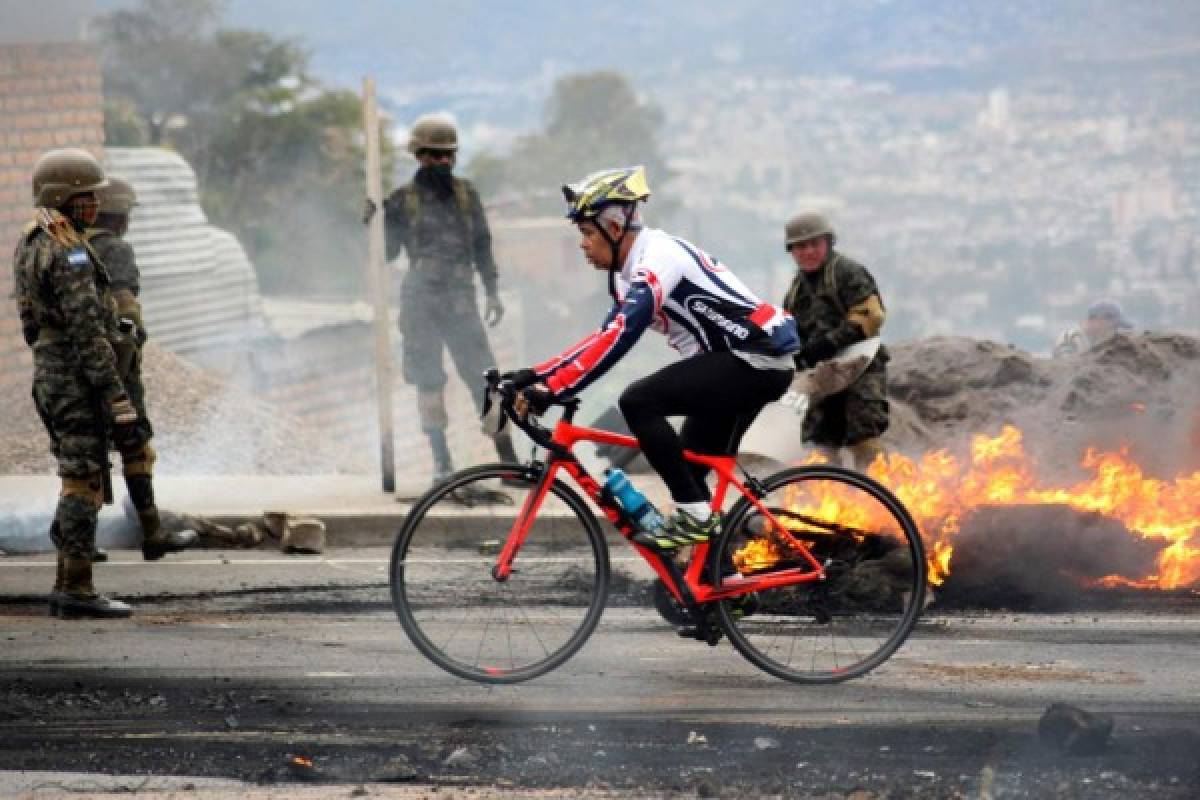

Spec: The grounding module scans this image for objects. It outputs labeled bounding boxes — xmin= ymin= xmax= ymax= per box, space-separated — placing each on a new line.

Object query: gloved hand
xmin=796 ymin=335 xmax=838 ymax=369
xmin=485 ymin=293 xmax=504 ymax=327
xmin=518 ymin=383 xmax=554 ymax=416
xmin=108 ymin=394 xmax=138 ymax=426
xmin=500 ymin=368 xmax=540 ymax=389
xmin=361 ymin=197 xmax=377 ymax=225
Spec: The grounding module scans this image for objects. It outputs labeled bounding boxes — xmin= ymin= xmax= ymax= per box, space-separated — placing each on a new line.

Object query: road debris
xmin=1038 ymin=702 xmax=1115 ymax=755
xmin=442 ymin=746 xmax=478 ymax=768
xmin=281 ymin=516 xmax=327 ymax=554
xmin=373 ymin=753 xmax=419 ymax=783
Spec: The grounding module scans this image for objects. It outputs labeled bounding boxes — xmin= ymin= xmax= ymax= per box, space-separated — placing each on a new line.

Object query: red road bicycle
xmin=390 ymin=371 xmax=926 ymax=684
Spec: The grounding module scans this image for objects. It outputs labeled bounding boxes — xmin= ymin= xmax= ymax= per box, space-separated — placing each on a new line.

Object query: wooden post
xmin=362 ymin=76 xmax=395 ymax=492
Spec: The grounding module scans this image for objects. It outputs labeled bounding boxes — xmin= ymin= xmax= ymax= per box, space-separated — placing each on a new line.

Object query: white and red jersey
xmin=535 ymin=228 xmax=799 ymax=396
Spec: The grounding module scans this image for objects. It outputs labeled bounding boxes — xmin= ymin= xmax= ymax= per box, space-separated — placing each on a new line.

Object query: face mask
xmin=415 ymin=164 xmax=455 ymax=197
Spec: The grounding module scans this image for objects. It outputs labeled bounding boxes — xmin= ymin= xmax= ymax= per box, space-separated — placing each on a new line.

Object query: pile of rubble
xmin=884 ymin=332 xmax=1200 ymax=475
xmin=167 ymin=510 xmax=328 ymax=554
xmin=0 ymin=343 xmax=370 ymax=475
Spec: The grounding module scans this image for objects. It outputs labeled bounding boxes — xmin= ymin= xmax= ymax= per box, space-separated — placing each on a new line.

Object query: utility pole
xmin=362 ymin=76 xmax=395 ymax=492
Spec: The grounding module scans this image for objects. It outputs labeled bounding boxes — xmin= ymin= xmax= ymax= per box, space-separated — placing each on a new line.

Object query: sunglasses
xmin=422 ymin=149 xmax=456 ymax=161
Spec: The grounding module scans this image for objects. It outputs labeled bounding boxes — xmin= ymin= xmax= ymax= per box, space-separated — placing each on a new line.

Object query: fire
xmin=733 ymin=425 xmax=1199 ymax=589
xmin=733 ymin=538 xmax=783 ymax=573
xmin=860 ymin=426 xmax=1200 ymax=589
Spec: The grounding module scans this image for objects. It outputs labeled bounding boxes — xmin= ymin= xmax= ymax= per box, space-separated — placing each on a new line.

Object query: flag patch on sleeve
xmin=66 ymin=248 xmax=91 ymax=270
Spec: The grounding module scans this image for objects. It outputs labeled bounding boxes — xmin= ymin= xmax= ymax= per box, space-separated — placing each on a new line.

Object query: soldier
xmin=85 ymin=176 xmax=197 ymax=561
xmin=782 ymin=212 xmax=889 ymax=471
xmin=382 ymin=114 xmax=517 ymax=483
xmin=1052 ymin=299 xmax=1133 ymax=357
xmin=13 ymin=148 xmax=134 ymax=618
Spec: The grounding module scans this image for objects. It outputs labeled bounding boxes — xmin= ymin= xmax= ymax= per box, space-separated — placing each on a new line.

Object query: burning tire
xmin=710 ymin=464 xmax=927 ymax=683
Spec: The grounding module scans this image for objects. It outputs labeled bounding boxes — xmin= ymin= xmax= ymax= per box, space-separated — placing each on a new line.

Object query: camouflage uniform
xmin=84 ymin=228 xmax=159 ymax=521
xmin=384 ymin=170 xmax=516 ymax=476
xmin=14 ymin=219 xmax=125 ymax=560
xmin=784 ymin=251 xmax=890 ymax=449
xmin=384 ymin=175 xmax=498 ymax=392
xmin=85 ymin=230 xmax=149 ymax=437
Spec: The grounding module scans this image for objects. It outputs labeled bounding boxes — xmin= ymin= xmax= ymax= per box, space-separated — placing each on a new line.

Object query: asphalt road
xmin=1 ymin=548 xmax=1198 ymax=799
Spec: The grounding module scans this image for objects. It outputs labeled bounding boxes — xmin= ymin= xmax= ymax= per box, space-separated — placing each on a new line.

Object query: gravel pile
xmin=0 ymin=344 xmax=369 ymax=475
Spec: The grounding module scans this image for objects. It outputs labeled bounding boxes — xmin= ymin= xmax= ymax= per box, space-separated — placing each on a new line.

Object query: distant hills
xmin=203 ymin=1 xmax=1200 ymax=134
xmin=90 ymin=1 xmax=1200 ymax=132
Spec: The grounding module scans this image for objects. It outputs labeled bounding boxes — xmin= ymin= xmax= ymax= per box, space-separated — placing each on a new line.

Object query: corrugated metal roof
xmin=103 ymin=147 xmax=268 ymax=359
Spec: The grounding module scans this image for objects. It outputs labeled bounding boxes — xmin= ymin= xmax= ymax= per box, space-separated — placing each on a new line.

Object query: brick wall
xmin=0 ymin=42 xmax=105 ymax=391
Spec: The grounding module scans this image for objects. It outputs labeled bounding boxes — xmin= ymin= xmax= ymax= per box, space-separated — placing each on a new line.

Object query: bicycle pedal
xmin=676 ymin=620 xmax=723 ymax=647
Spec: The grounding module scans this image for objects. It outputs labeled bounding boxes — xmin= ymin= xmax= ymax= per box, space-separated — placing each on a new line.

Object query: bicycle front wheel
xmin=712 ymin=464 xmax=926 ymax=684
xmin=390 ymin=464 xmax=610 ymax=683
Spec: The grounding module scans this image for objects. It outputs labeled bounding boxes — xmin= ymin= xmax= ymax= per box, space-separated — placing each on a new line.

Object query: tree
xmin=96 ymin=0 xmax=392 ymax=296
xmin=93 ymin=0 xmax=227 ymax=146
xmin=467 ymin=71 xmax=674 ymax=218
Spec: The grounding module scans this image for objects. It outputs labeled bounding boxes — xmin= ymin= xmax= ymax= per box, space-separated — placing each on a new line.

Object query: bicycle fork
xmin=490 ymin=460 xmax=556 ymax=582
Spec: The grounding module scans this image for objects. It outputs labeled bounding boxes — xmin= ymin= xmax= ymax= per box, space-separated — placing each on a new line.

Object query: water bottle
xmin=602 ymin=468 xmax=664 ymax=533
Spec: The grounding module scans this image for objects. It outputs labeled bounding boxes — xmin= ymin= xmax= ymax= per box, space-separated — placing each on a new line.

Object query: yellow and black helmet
xmin=562 ymin=166 xmax=650 ymax=222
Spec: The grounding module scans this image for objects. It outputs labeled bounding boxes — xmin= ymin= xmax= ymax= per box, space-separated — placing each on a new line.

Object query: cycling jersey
xmin=535 ymin=228 xmax=800 ymax=396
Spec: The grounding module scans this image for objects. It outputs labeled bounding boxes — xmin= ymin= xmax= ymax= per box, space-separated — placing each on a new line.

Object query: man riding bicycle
xmin=510 ymin=167 xmax=800 ymax=550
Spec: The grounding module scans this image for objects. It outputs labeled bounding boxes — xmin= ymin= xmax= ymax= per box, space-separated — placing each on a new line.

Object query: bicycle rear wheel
xmin=712 ymin=464 xmax=926 ymax=684
xmin=390 ymin=464 xmax=609 ymax=684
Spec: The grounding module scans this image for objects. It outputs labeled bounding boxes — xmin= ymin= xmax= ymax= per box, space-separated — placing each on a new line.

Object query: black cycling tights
xmin=618 ymin=351 xmax=792 ymax=504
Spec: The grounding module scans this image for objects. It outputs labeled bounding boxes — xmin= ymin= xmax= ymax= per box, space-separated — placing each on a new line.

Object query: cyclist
xmin=510 ymin=167 xmax=799 ymax=550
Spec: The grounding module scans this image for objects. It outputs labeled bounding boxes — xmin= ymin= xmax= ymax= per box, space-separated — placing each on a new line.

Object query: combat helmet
xmin=31 ymin=148 xmax=108 ymax=208
xmin=96 ymin=176 xmax=137 ymax=215
xmin=784 ymin=211 xmax=836 ymax=251
xmin=407 ymin=114 xmax=459 ymax=154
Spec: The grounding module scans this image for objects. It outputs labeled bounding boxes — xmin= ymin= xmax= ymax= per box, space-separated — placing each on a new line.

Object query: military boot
xmin=57 ymin=556 xmax=132 ymax=619
xmin=139 ymin=507 xmax=198 ymax=561
xmin=47 ymin=551 xmax=68 ymax=617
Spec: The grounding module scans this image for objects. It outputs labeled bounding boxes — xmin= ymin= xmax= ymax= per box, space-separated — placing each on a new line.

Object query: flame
xmin=928 ymin=540 xmax=955 ymax=586
xmin=733 ymin=538 xmax=783 ymax=573
xmin=860 ymin=426 xmax=1200 ymax=589
xmin=733 ymin=425 xmax=1198 ymax=589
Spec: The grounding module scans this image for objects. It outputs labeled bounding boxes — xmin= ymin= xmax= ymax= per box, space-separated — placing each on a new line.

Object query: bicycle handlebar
xmin=482 ymin=368 xmax=578 ymax=453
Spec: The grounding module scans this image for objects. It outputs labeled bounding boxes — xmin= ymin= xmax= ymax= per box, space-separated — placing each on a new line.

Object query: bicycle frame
xmin=493 ymin=415 xmax=828 ymax=612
